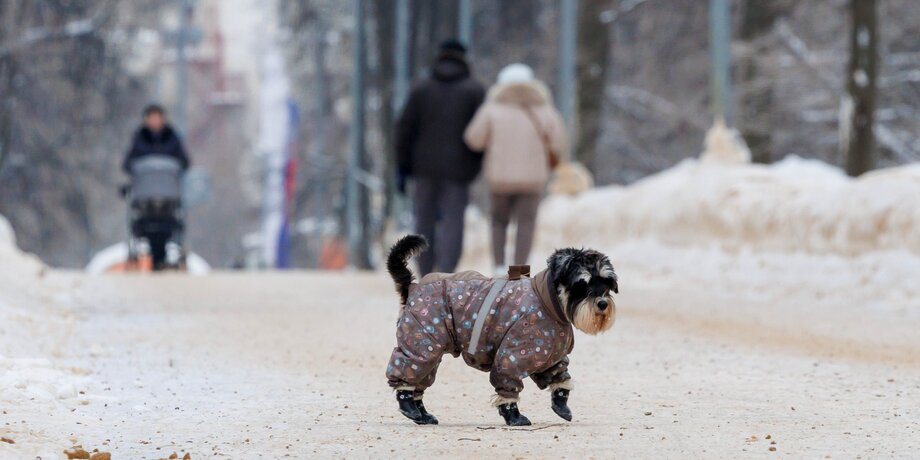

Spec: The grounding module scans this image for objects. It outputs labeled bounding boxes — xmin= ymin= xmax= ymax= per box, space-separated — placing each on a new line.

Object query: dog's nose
xmin=597 ymin=299 xmax=609 ymax=311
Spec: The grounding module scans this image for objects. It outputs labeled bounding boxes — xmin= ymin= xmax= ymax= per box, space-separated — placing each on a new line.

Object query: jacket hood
xmin=138 ymin=125 xmax=177 ymax=142
xmin=488 ymin=80 xmax=552 ymax=106
xmin=431 ymin=55 xmax=471 ymax=82
xmin=532 ymin=269 xmax=568 ymax=325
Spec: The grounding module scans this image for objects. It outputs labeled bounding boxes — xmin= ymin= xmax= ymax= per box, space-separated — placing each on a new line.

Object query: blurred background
xmin=0 ymin=0 xmax=916 ymax=270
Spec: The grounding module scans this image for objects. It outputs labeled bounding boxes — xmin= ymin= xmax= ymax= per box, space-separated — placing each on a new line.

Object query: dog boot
xmin=551 ymin=388 xmax=573 ymax=421
xmin=416 ymin=400 xmax=439 ymax=425
xmin=396 ymin=390 xmax=424 ymax=423
xmin=498 ymin=402 xmax=532 ymax=426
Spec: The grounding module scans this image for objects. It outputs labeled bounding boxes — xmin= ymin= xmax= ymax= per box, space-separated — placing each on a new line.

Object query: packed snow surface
xmin=3 ymin=147 xmax=920 ymax=457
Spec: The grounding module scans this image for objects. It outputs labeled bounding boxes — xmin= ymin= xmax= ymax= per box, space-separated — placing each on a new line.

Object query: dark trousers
xmin=490 ymin=192 xmax=541 ymax=266
xmin=413 ymin=177 xmax=469 ymax=275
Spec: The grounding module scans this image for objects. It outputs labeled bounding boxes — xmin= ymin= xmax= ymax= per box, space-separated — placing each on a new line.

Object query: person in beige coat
xmin=464 ymin=64 xmax=568 ymax=273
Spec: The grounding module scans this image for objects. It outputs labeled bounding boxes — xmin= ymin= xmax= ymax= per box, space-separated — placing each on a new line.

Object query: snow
xmin=464 ymin=154 xmax=920 ymax=260
xmin=460 ymin=124 xmax=920 ymax=314
xmin=84 ymin=242 xmax=211 ymax=275
xmin=1 ymin=215 xmax=90 ymax=458
xmin=3 ymin=122 xmax=920 ymax=456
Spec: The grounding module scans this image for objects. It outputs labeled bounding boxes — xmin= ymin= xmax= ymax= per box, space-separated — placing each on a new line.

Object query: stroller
xmin=122 ymin=155 xmax=186 ymax=271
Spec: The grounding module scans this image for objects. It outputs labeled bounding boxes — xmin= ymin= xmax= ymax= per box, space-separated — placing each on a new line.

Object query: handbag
xmin=521 ymin=105 xmax=560 ymax=170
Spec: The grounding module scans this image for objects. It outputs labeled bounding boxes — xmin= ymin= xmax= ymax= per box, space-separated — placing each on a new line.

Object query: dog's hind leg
xmin=387 ymin=345 xmax=444 ymax=425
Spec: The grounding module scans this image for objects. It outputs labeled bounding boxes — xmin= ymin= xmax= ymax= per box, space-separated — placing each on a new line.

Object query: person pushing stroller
xmin=121 ymin=105 xmax=191 ymax=270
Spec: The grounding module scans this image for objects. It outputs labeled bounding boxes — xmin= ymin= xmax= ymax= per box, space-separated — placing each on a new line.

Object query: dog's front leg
xmin=490 ymin=366 xmax=531 ymax=426
xmin=549 ymin=381 xmax=574 ymax=421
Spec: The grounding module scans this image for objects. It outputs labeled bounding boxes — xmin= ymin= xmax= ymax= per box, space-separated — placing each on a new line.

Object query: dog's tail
xmin=387 ymin=234 xmax=429 ymax=305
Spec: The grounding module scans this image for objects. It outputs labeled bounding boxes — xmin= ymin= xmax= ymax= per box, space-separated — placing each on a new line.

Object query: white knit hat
xmin=496 ymin=63 xmax=534 ymax=84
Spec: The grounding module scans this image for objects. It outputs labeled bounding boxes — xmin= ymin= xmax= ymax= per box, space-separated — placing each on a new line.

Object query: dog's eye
xmin=571 ymin=280 xmax=588 ymax=297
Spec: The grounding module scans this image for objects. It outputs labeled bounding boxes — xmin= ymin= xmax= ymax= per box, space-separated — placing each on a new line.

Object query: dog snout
xmin=596 ymin=299 xmax=609 ymax=311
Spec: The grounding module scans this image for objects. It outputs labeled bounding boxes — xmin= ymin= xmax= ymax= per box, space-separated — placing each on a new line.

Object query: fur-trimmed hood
xmin=487 ymin=80 xmax=553 ymax=106
xmin=532 ymin=269 xmax=569 ymax=325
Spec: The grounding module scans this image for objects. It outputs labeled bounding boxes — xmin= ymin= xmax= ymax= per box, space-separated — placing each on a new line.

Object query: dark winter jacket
xmin=386 ymin=269 xmax=574 ymax=399
xmin=395 ymin=54 xmax=486 ymax=183
xmin=123 ymin=125 xmax=190 ymax=174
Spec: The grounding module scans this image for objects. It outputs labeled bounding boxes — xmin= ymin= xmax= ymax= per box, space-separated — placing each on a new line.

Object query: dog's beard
xmin=570 ymin=296 xmax=615 ymax=335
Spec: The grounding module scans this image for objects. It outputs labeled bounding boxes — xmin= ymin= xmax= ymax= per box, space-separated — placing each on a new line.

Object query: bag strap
xmin=521 ymin=104 xmax=554 ymax=159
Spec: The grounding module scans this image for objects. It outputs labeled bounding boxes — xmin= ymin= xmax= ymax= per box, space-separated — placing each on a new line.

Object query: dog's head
xmin=547 ymin=248 xmax=618 ymax=335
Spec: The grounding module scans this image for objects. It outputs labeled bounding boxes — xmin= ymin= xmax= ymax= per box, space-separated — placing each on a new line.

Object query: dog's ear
xmin=612 ymin=277 xmax=619 ymax=294
xmin=548 ymin=248 xmax=580 ymax=275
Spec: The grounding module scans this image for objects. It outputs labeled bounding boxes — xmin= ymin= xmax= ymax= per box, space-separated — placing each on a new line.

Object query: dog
xmin=385 ymin=234 xmax=617 ymax=426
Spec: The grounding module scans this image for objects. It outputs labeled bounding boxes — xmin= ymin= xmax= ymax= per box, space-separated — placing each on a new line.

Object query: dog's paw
xmin=416 ymin=401 xmax=439 ymax=425
xmin=551 ymin=388 xmax=573 ymax=421
xmin=551 ymin=402 xmax=572 ymax=421
xmin=498 ymin=402 xmax=532 ymax=426
xmin=397 ymin=390 xmax=424 ymax=423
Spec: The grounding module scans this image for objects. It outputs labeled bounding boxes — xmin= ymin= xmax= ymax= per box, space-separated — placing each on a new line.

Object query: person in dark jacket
xmin=396 ymin=39 xmax=485 ymax=275
xmin=123 ymin=104 xmax=190 ymax=174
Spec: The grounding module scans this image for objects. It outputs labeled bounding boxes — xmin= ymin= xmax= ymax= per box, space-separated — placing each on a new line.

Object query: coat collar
xmin=488 ymin=80 xmax=552 ymax=105
xmin=532 ymin=269 xmax=568 ymax=325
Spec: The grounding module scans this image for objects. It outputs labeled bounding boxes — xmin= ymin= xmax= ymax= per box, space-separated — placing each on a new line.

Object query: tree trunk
xmin=575 ymin=0 xmax=611 ymax=168
xmin=844 ymin=0 xmax=877 ymax=176
xmin=499 ymin=0 xmax=538 ymax=63
xmin=738 ymin=0 xmax=786 ymax=164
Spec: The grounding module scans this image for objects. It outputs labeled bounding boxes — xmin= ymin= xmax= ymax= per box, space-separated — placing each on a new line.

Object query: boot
xmin=551 ymin=388 xmax=572 ymax=421
xmin=396 ymin=390 xmax=423 ymax=423
xmin=416 ymin=400 xmax=439 ymax=425
xmin=498 ymin=402 xmax=532 ymax=426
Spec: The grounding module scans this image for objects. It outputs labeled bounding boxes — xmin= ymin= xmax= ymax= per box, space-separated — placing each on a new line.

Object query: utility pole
xmin=558 ymin=0 xmax=577 ymax=147
xmin=709 ymin=0 xmax=733 ymax=125
xmin=174 ymin=0 xmax=193 ymax=135
xmin=347 ymin=0 xmax=369 ymax=268
xmin=458 ymin=0 xmax=473 ymax=48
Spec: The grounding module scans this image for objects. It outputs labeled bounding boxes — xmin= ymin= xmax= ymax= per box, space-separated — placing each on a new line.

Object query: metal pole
xmin=709 ymin=0 xmax=733 ymax=125
xmin=558 ymin=0 xmax=577 ymax=147
xmin=347 ymin=0 xmax=367 ymax=267
xmin=458 ymin=0 xmax=473 ymax=49
xmin=175 ymin=0 xmax=193 ymax=135
xmin=394 ymin=0 xmax=410 ymax=113
xmin=313 ymin=30 xmax=330 ymax=244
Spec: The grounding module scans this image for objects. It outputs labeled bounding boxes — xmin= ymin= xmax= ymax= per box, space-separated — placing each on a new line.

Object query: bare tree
xmin=737 ymin=0 xmax=788 ymax=164
xmin=575 ymin=0 xmax=613 ymax=168
xmin=843 ymin=0 xmax=878 ymax=176
xmin=0 ymin=0 xmax=156 ymax=266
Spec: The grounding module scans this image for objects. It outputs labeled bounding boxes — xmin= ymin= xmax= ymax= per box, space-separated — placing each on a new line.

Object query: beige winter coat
xmin=464 ymin=80 xmax=568 ymax=193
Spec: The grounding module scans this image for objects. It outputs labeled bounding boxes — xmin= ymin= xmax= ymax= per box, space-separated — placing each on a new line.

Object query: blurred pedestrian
xmin=123 ymin=104 xmax=190 ymax=174
xmin=396 ymin=40 xmax=486 ymax=275
xmin=464 ymin=64 xmax=567 ymax=274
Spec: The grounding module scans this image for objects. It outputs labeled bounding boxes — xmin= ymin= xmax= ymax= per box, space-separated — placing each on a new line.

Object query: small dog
xmin=385 ymin=235 xmax=617 ymax=426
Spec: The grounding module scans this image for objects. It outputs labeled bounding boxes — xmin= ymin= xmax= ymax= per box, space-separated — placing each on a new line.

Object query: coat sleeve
xmin=122 ymin=133 xmax=141 ymax=174
xmin=173 ymin=136 xmax=190 ymax=170
xmin=530 ymin=355 xmax=571 ymax=390
xmin=546 ymin=107 xmax=570 ymax=159
xmin=395 ymin=87 xmax=422 ymax=174
xmin=463 ymin=105 xmax=491 ymax=153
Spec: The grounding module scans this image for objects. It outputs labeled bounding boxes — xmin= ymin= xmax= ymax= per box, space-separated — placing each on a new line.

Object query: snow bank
xmin=459 ymin=143 xmax=920 ymax=312
xmin=462 ymin=156 xmax=920 ymax=266
xmin=1 ymin=215 xmax=89 ymax=456
xmin=0 ymin=215 xmax=45 ymax=279
xmin=85 ymin=242 xmax=211 ymax=275
xmin=534 ymin=156 xmax=920 ymax=256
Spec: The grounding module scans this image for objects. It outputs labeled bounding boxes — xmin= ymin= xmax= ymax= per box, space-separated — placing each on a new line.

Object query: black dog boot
xmin=416 ymin=400 xmax=439 ymax=425
xmin=551 ymin=388 xmax=573 ymax=421
xmin=498 ymin=402 xmax=532 ymax=426
xmin=396 ymin=390 xmax=424 ymax=423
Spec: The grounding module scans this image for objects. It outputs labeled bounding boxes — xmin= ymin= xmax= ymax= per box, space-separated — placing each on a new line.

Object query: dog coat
xmin=386 ymin=269 xmax=573 ymax=399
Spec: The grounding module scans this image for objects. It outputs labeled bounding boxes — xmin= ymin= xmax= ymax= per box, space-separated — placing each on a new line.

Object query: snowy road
xmin=4 ymin=269 xmax=919 ymax=459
